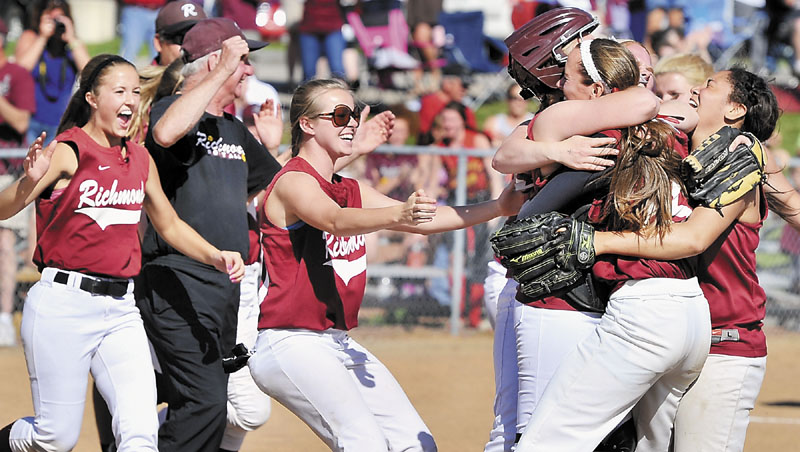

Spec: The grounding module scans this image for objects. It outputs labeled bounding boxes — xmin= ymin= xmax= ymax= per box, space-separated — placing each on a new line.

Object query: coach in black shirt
xmin=137 ymin=18 xmax=280 ymax=452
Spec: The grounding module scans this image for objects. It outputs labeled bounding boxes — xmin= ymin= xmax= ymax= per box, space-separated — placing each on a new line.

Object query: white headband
xmin=580 ymin=40 xmax=610 ymax=94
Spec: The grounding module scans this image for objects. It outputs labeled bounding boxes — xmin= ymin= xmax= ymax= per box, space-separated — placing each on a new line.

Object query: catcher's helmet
xmin=505 ymin=7 xmax=599 ymax=97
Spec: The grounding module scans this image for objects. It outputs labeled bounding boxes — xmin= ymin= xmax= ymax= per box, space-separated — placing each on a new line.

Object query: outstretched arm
xmin=359 ymin=181 xmax=525 ymax=234
xmin=143 ymin=156 xmax=245 ymax=281
xmin=268 ymin=171 xmax=437 ymax=237
xmin=593 ymin=192 xmax=754 ymax=260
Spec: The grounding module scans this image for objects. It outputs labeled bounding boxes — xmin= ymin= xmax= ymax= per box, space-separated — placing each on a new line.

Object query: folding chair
xmin=438 ymin=10 xmax=509 ymax=109
xmin=438 ymin=10 xmax=507 ymax=74
xmin=346 ymin=7 xmax=419 ymax=87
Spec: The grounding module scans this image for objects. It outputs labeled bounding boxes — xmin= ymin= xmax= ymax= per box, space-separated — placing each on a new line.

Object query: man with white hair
xmin=136 ymin=18 xmax=281 ymax=452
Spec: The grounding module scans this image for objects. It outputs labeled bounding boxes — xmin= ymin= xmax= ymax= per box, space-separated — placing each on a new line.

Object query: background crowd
xmin=1 ymin=0 xmax=800 ymax=341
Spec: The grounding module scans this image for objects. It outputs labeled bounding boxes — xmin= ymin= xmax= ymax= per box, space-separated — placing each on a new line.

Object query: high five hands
xmin=400 ymin=189 xmax=437 ymax=225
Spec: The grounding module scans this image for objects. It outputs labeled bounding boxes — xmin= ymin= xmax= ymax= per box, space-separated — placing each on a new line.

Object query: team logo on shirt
xmin=195 ymin=131 xmax=246 ymax=161
xmin=323 ymin=232 xmax=366 ymax=285
xmin=75 ymin=179 xmax=145 ymax=230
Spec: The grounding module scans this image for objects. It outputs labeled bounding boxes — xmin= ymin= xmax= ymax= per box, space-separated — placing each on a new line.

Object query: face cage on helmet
xmin=508 ymin=59 xmax=559 ymax=101
xmin=550 ymin=17 xmax=601 ymax=65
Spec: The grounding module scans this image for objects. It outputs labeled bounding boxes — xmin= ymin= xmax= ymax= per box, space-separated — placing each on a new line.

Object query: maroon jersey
xmin=34 ymin=127 xmax=149 ymax=278
xmin=699 ymin=189 xmax=768 ymax=357
xmin=258 ymin=157 xmax=367 ymax=331
xmin=592 ymin=127 xmax=697 ymax=287
xmin=523 ymin=126 xmax=693 ymax=311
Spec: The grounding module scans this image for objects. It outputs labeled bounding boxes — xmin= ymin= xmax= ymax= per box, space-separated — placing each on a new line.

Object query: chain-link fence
xmin=4 ymin=145 xmax=800 ymax=335
xmin=358 ymin=146 xmax=800 ymax=335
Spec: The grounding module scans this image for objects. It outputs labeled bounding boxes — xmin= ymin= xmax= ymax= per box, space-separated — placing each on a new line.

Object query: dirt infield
xmin=0 ymin=324 xmax=798 ymax=451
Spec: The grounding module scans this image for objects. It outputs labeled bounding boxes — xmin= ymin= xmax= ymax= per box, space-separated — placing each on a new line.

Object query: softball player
xmin=514 ymin=41 xmax=710 ymax=452
xmin=0 ymin=54 xmax=244 ymax=452
xmin=489 ymin=36 xmax=682 ymax=451
xmin=246 ymin=78 xmax=524 ymax=451
xmin=593 ymin=68 xmax=786 ymax=452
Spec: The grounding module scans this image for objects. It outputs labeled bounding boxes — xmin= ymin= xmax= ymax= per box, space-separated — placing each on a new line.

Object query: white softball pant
xmin=221 ymin=262 xmax=272 ymax=451
xmin=514 ymin=294 xmax=603 ymax=438
xmin=672 ymin=354 xmax=767 ymax=452
xmin=9 ymin=268 xmax=158 ymax=452
xmin=516 ymin=277 xmax=711 ymax=452
xmin=484 ymin=280 xmax=604 ymax=452
xmin=483 ymin=279 xmax=520 ymax=452
xmin=482 ymin=260 xmax=508 ymax=329
xmin=249 ymin=327 xmax=437 ymax=451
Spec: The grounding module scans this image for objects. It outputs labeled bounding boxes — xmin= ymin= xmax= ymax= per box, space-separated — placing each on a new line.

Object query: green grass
xmin=777 ymin=112 xmax=800 ymax=155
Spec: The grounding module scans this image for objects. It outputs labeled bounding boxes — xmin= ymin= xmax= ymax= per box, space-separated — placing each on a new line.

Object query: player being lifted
xmin=0 ymin=54 xmax=244 ymax=452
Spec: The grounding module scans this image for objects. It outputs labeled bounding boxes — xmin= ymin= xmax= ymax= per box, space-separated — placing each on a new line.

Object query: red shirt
xmin=418 ymin=93 xmax=477 ymax=134
xmin=299 ymin=0 xmax=345 ymax=34
xmin=592 ymin=128 xmax=697 ymax=287
xmin=700 ymin=189 xmax=768 ymax=357
xmin=440 ymin=129 xmax=490 ymax=198
xmin=258 ymin=157 xmax=366 ymax=331
xmin=121 ymin=0 xmax=165 ymax=8
xmin=34 ymin=128 xmax=149 ymax=278
xmin=523 ymin=126 xmax=694 ymax=310
xmin=0 ymin=61 xmax=35 ymax=171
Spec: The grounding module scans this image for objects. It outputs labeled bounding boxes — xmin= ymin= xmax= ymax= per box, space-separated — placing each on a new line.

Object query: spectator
xmin=654 ymin=52 xmax=713 ymax=102
xmin=219 ymin=0 xmax=261 ymax=32
xmin=119 ymin=0 xmax=166 ymax=63
xmin=430 ymin=102 xmax=503 ymax=327
xmin=363 ymin=104 xmax=427 ymax=265
xmin=644 ymin=0 xmax=686 ymax=52
xmin=483 ymin=84 xmax=534 ymax=148
xmin=773 ymin=0 xmax=800 ymax=75
xmin=234 ymin=75 xmax=281 ymax=132
xmin=681 ymin=0 xmax=724 ymax=63
xmin=298 ymin=0 xmax=346 ymax=81
xmin=417 ymin=68 xmax=477 ymax=144
xmin=407 ymin=0 xmax=444 ymax=91
xmin=15 ymin=0 xmax=89 ymax=146
xmin=153 ymin=0 xmax=208 ymax=66
xmin=623 ymin=39 xmax=656 ymax=90
xmin=650 ymin=26 xmax=686 ymax=59
xmin=0 ymin=17 xmax=35 ymax=347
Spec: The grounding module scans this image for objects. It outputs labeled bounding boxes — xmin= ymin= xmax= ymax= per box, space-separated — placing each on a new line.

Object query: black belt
xmin=53 ymin=271 xmax=129 ymax=298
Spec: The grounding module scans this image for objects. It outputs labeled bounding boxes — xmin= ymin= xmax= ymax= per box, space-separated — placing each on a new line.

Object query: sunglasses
xmin=313 ymin=104 xmax=361 ymax=127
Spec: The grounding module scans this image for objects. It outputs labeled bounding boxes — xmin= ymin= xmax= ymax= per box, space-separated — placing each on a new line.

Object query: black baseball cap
xmin=156 ymin=0 xmax=208 ymax=39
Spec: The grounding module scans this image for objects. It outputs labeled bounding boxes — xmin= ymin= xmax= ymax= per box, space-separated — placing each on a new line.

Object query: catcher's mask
xmin=505 ymin=7 xmax=599 ymax=95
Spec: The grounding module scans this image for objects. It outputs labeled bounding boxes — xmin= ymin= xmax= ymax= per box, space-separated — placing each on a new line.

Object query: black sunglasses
xmin=313 ymin=104 xmax=361 ymax=127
